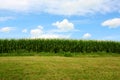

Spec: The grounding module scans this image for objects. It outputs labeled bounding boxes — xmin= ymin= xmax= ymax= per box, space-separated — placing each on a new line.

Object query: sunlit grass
xmin=0 ymin=56 xmax=120 ymax=80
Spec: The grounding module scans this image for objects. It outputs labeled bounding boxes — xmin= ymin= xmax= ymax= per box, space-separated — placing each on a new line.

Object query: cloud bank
xmin=0 ymin=0 xmax=120 ymax=15
xmin=30 ymin=25 xmax=71 ymax=39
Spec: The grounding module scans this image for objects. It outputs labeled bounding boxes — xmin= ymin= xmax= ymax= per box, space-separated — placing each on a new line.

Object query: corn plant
xmin=0 ymin=39 xmax=120 ymax=53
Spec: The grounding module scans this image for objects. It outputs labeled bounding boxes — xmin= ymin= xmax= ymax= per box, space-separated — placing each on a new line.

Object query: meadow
xmin=0 ymin=56 xmax=120 ymax=80
xmin=0 ymin=39 xmax=120 ymax=80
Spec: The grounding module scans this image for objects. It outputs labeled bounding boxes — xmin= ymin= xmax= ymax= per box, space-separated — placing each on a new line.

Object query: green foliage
xmin=0 ymin=39 xmax=120 ymax=54
xmin=63 ymin=52 xmax=74 ymax=57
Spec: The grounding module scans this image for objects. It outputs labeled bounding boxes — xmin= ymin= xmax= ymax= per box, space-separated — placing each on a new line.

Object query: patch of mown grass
xmin=0 ymin=56 xmax=120 ymax=80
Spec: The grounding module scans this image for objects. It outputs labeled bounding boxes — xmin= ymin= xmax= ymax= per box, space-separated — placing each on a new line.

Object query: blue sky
xmin=0 ymin=0 xmax=120 ymax=41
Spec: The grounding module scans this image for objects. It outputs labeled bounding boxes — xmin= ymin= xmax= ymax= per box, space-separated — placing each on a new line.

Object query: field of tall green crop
xmin=0 ymin=39 xmax=120 ymax=53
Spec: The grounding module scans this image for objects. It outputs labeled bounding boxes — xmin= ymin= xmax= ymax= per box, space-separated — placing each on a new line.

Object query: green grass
xmin=0 ymin=56 xmax=120 ymax=80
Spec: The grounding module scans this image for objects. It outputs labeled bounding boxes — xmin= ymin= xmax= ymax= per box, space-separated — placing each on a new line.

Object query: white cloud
xmin=30 ymin=26 xmax=43 ymax=35
xmin=0 ymin=16 xmax=14 ymax=22
xmin=0 ymin=0 xmax=30 ymax=12
xmin=102 ymin=18 xmax=120 ymax=28
xmin=30 ymin=28 xmax=43 ymax=35
xmin=31 ymin=33 xmax=70 ymax=39
xmin=52 ymin=19 xmax=74 ymax=31
xmin=30 ymin=25 xmax=71 ymax=39
xmin=82 ymin=33 xmax=92 ymax=39
xmin=0 ymin=0 xmax=120 ymax=15
xmin=22 ymin=29 xmax=27 ymax=33
xmin=0 ymin=27 xmax=15 ymax=32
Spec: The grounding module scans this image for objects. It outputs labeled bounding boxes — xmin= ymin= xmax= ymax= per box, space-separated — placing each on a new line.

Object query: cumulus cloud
xmin=52 ymin=19 xmax=74 ymax=31
xmin=82 ymin=33 xmax=92 ymax=39
xmin=31 ymin=33 xmax=70 ymax=39
xmin=0 ymin=27 xmax=15 ymax=32
xmin=102 ymin=18 xmax=120 ymax=28
xmin=0 ymin=0 xmax=120 ymax=15
xmin=0 ymin=16 xmax=14 ymax=22
xmin=30 ymin=26 xmax=43 ymax=36
xmin=30 ymin=29 xmax=43 ymax=35
xmin=30 ymin=25 xmax=70 ymax=39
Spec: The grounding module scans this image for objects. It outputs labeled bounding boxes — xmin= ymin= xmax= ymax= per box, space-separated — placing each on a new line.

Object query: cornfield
xmin=0 ymin=39 xmax=120 ymax=53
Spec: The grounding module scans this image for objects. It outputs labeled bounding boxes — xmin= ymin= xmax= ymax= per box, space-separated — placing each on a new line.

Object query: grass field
xmin=0 ymin=56 xmax=120 ymax=80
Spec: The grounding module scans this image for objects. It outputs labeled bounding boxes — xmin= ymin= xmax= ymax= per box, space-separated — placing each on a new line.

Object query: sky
xmin=0 ymin=0 xmax=120 ymax=41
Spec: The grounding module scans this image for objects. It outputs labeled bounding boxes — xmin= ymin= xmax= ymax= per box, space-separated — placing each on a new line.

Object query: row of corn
xmin=0 ymin=39 xmax=120 ymax=53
